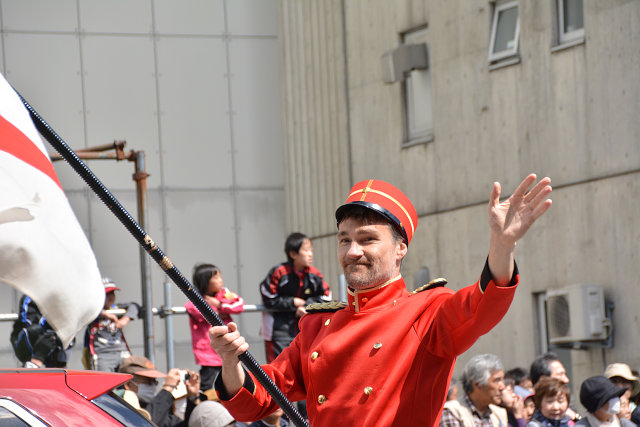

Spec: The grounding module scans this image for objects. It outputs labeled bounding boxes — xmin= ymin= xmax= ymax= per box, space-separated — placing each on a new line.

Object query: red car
xmin=0 ymin=368 xmax=156 ymax=426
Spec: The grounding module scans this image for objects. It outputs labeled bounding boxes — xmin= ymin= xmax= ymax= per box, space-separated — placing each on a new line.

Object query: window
xmin=489 ymin=0 xmax=520 ymax=62
xmin=381 ymin=25 xmax=432 ymax=145
xmin=0 ymin=399 xmax=47 ymax=426
xmin=557 ymin=0 xmax=584 ymax=45
xmin=402 ymin=27 xmax=433 ymax=145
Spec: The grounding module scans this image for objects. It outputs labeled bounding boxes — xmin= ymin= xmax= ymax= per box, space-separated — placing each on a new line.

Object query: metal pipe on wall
xmin=131 ymin=151 xmax=155 ymax=363
xmin=51 ymin=142 xmax=156 ymax=361
xmin=164 ymin=281 xmax=175 ymax=369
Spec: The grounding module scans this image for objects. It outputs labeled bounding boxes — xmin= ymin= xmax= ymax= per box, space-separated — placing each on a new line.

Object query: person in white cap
xmin=188 ymin=400 xmax=236 ymax=427
xmin=83 ymin=277 xmax=139 ymax=372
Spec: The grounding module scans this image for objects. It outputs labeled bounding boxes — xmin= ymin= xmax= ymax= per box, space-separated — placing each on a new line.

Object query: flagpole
xmin=18 ymin=93 xmax=309 ymax=427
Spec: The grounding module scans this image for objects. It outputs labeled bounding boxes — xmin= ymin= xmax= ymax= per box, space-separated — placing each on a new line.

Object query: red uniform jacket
xmin=219 ymin=263 xmax=518 ymax=426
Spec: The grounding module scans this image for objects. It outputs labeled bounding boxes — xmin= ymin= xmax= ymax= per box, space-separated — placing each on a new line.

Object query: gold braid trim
xmin=306 ymin=301 xmax=348 ymax=313
xmin=144 ymin=235 xmax=158 ymax=251
xmin=159 ymin=256 xmax=174 ymax=271
xmin=411 ymin=278 xmax=448 ymax=294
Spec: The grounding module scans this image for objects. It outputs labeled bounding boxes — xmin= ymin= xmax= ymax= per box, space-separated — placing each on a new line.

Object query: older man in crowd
xmin=440 ymin=354 xmax=508 ymax=427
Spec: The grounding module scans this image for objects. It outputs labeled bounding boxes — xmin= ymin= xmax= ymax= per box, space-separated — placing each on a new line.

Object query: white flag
xmin=0 ymin=73 xmax=103 ymax=347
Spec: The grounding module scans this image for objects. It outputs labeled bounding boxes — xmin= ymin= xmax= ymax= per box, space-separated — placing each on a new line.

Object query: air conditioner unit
xmin=546 ymin=284 xmax=608 ymax=345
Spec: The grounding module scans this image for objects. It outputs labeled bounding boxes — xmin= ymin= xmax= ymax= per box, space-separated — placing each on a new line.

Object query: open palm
xmin=489 ymin=174 xmax=552 ymax=246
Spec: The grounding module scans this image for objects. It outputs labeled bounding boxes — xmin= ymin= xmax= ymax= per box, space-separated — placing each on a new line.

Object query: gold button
xmin=373 ymin=342 xmax=382 ymax=349
xmin=362 ymin=297 xmax=368 ymax=302
xmin=324 ymin=319 xmax=331 ymax=326
xmin=318 ymin=394 xmax=327 ymax=404
xmin=311 ymin=351 xmax=319 ymax=360
xmin=364 ymin=386 xmax=373 ymax=395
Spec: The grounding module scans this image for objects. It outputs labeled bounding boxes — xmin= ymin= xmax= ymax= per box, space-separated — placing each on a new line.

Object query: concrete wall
xmin=278 ymin=0 xmax=640 ymax=397
xmin=0 ymin=0 xmax=285 ymax=372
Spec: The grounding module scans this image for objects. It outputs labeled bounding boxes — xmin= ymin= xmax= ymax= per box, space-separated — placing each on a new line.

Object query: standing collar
xmin=346 ymin=275 xmax=406 ymax=313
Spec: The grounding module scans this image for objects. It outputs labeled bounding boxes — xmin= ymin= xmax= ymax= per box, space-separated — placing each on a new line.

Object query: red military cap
xmin=335 ymin=179 xmax=418 ymax=245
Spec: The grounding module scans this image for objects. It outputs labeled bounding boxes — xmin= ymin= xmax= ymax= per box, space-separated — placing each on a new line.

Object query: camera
xmin=179 ymin=369 xmax=190 ymax=382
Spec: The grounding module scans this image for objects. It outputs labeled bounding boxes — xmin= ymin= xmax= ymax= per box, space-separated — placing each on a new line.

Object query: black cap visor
xmin=335 ymin=201 xmax=408 ymax=243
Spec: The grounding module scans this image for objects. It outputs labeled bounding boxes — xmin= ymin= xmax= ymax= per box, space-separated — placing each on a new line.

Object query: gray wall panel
xmin=229 ymin=38 xmax=283 ymax=188
xmin=1 ymin=0 xmax=77 ymax=32
xmin=235 ymin=189 xmax=286 ymax=299
xmin=154 ymin=0 xmax=224 ymax=35
xmin=156 ymin=36 xmax=233 ymax=189
xmin=78 ymin=0 xmax=152 ymax=34
xmin=227 ymin=0 xmax=278 ymax=36
xmin=164 ymin=190 xmax=237 ymax=281
xmin=81 ymin=35 xmax=161 ymax=190
xmin=225 ymin=28 xmax=286 ymax=364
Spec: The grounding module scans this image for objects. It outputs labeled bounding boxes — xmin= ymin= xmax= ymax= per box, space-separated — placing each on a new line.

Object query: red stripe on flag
xmin=0 ymin=114 xmax=62 ymax=190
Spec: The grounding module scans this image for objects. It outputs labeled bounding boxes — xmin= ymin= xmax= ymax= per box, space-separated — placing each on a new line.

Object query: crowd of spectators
xmin=440 ymin=352 xmax=640 ymax=427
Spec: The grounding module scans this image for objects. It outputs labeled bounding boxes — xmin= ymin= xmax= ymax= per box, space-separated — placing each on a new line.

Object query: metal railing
xmin=3 ymin=277 xmax=348 ymax=369
xmin=1 ymin=302 xmax=272 ymax=370
xmin=0 ymin=304 xmax=267 ymax=323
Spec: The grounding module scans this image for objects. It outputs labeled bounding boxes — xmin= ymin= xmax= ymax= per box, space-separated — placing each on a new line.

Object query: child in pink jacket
xmin=185 ymin=263 xmax=244 ymax=391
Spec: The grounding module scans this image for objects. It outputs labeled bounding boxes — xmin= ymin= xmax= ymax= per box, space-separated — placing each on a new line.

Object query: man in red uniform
xmin=209 ymin=174 xmax=552 ymax=426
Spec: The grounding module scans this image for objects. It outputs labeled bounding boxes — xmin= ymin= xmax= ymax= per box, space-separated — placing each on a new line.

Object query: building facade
xmin=279 ymin=0 xmax=640 ymax=395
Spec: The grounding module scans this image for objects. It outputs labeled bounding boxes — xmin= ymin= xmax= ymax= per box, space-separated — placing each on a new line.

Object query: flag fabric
xmin=0 ymin=73 xmax=103 ymax=348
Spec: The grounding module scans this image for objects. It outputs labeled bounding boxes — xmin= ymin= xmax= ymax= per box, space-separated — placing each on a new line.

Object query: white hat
xmin=188 ymin=401 xmax=235 ymax=427
xmin=604 ymin=362 xmax=640 ymax=397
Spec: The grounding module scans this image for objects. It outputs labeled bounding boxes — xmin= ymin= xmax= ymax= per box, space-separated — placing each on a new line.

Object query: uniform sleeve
xmin=421 ymin=260 xmax=519 ymax=358
xmin=215 ymin=319 xmax=312 ymax=422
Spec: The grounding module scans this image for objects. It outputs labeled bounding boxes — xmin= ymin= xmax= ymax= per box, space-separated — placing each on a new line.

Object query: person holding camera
xmin=118 ymin=355 xmax=202 ymax=427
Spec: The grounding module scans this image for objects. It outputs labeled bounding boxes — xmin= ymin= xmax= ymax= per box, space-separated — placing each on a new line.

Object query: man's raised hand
xmin=489 ymin=173 xmax=552 ymax=247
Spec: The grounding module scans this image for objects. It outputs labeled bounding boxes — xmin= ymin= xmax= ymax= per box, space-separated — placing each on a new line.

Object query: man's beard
xmin=344 ymin=262 xmax=391 ymax=290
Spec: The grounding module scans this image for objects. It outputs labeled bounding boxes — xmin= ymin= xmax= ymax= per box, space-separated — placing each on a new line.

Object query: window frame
xmin=401 ymin=26 xmax=434 ymax=147
xmin=556 ymin=0 xmax=584 ymax=45
xmin=488 ymin=0 xmax=520 ymax=63
xmin=0 ymin=398 xmax=48 ymax=426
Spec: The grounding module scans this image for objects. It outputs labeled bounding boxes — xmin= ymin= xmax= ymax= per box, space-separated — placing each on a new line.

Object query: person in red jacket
xmin=185 ymin=263 xmax=244 ymax=391
xmin=209 ymin=174 xmax=552 ymax=426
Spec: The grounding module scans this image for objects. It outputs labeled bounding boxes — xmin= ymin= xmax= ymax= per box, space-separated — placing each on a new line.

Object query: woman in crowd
xmin=527 ymin=377 xmax=574 ymax=427
xmin=575 ymin=376 xmax=635 ymax=427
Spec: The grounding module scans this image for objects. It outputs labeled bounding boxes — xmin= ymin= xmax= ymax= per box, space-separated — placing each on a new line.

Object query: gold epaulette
xmin=306 ymin=301 xmax=348 ymax=313
xmin=411 ymin=278 xmax=448 ymax=294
